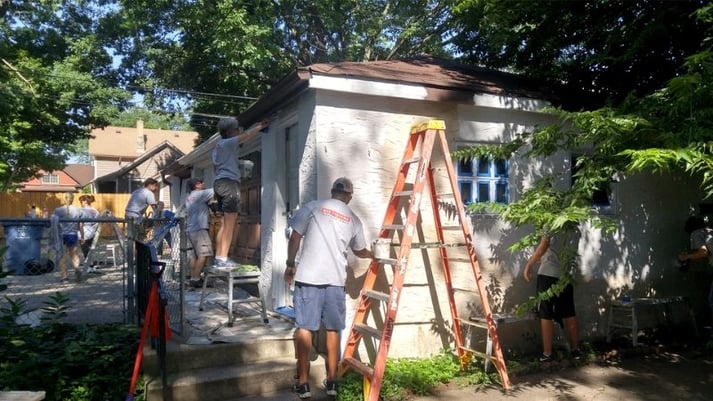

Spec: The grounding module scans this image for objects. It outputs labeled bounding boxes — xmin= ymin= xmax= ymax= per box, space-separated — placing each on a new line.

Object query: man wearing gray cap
xmin=285 ymin=177 xmax=374 ymax=399
xmin=183 ymin=177 xmax=215 ymax=288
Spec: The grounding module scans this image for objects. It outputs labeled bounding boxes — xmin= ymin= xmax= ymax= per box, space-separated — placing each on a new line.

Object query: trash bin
xmin=3 ymin=222 xmax=46 ymax=275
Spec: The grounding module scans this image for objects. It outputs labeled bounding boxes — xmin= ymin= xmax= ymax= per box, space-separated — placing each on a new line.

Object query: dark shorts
xmin=536 ymin=275 xmax=576 ymax=320
xmin=62 ymin=233 xmax=79 ymax=247
xmin=214 ymin=178 xmax=240 ymax=214
xmin=293 ymin=283 xmax=346 ymax=332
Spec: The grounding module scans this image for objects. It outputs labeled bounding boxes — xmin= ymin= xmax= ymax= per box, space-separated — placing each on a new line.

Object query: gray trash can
xmin=3 ymin=222 xmax=46 ymax=275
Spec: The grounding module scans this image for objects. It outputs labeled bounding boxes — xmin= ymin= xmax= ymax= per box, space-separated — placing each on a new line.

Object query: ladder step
xmin=342 ymin=357 xmax=374 ymax=379
xmin=403 ymin=156 xmax=421 ymax=164
xmin=408 ymin=242 xmax=466 ymax=249
xmin=364 ymin=290 xmax=390 ymax=302
xmin=354 ymin=323 xmax=383 ymax=339
xmin=393 ymin=190 xmax=413 ymax=197
xmin=457 ymin=317 xmax=489 ymax=329
xmin=382 ymin=224 xmax=405 ymax=231
xmin=458 ymin=345 xmax=497 ymax=361
xmin=441 ymin=226 xmax=463 ymax=230
xmin=444 ymin=257 xmax=472 ymax=263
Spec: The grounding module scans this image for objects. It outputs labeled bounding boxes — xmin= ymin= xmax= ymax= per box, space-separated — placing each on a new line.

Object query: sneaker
xmin=293 ymin=383 xmax=311 ymax=399
xmin=571 ymin=349 xmax=583 ymax=360
xmin=323 ymin=380 xmax=338 ymax=396
xmin=538 ymin=353 xmax=553 ymax=362
xmin=213 ymin=259 xmax=239 ymax=269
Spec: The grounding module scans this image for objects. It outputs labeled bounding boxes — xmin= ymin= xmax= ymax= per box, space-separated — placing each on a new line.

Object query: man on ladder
xmin=284 ymin=177 xmax=374 ymax=399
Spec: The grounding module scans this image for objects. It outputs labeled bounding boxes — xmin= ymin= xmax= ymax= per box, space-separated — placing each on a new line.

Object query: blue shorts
xmin=293 ymin=283 xmax=346 ymax=332
xmin=62 ymin=233 xmax=79 ymax=247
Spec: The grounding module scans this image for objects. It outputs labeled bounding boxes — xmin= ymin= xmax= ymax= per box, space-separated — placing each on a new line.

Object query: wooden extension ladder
xmin=339 ymin=120 xmax=511 ymax=400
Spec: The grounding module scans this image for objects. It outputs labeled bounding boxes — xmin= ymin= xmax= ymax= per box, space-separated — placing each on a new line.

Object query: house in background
xmin=167 ymin=56 xmax=704 ymax=359
xmin=19 ymin=164 xmax=93 ymax=192
xmin=89 ymin=120 xmax=199 ymax=209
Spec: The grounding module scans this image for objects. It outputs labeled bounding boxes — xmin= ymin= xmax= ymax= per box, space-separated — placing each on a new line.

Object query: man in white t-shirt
xmin=284 ymin=177 xmax=373 ymax=399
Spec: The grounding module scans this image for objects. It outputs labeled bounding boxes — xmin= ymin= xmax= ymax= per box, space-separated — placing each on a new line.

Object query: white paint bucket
xmin=372 ymin=238 xmax=391 ymax=259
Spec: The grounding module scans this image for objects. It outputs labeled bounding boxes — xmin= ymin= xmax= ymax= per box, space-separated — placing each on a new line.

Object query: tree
xmin=0 ymin=1 xmax=129 ymax=191
xmin=451 ymin=0 xmax=710 ymax=107
xmin=107 ymin=0 xmax=459 ymax=140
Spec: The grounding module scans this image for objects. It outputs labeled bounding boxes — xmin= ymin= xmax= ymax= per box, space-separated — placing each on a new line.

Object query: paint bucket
xmin=372 ymin=238 xmax=391 ymax=259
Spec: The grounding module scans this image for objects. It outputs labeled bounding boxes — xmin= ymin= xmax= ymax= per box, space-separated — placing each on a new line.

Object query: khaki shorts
xmin=188 ymin=230 xmax=214 ymax=258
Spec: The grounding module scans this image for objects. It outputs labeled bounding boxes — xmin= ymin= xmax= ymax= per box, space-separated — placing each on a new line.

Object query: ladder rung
xmin=452 ymin=287 xmax=478 ymax=294
xmin=441 ymin=226 xmax=463 ymax=230
xmin=457 ymin=317 xmax=488 ymax=329
xmin=393 ymin=190 xmax=413 ymax=197
xmin=444 ymin=257 xmax=472 ymax=263
xmin=378 ymin=257 xmax=398 ymax=265
xmin=354 ymin=323 xmax=382 ymax=339
xmin=403 ymin=157 xmax=420 ymax=164
xmin=364 ymin=290 xmax=390 ymax=302
xmin=382 ymin=224 xmax=404 ymax=231
xmin=342 ymin=357 xmax=374 ymax=378
xmin=458 ymin=345 xmax=496 ymax=361
xmin=436 ymin=192 xmax=455 ymax=198
xmin=409 ymin=242 xmax=466 ymax=249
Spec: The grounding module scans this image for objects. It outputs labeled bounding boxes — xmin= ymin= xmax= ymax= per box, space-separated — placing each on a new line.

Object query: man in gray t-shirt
xmin=125 ymin=178 xmax=159 ymax=219
xmin=184 ymin=178 xmax=215 ymax=287
xmin=284 ymin=177 xmax=373 ymax=398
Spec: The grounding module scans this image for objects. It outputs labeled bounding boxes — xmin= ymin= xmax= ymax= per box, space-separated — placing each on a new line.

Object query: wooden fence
xmin=0 ymin=193 xmax=131 ymax=239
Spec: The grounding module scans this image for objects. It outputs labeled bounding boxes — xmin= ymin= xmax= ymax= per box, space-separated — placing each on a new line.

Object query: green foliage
xmin=0 ymin=293 xmax=141 ymax=401
xmin=338 ymin=350 xmax=495 ymax=401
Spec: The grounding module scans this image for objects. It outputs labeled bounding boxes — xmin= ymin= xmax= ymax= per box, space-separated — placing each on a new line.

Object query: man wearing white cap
xmin=285 ymin=177 xmax=373 ymax=399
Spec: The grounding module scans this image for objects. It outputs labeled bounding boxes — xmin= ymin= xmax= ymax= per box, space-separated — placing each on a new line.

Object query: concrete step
xmin=145 ymin=358 xmax=328 ymax=401
xmin=143 ymin=336 xmax=295 ymax=374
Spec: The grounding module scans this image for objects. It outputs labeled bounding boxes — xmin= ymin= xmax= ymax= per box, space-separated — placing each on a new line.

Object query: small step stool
xmin=198 ymin=265 xmax=269 ymax=327
xmin=463 ymin=313 xmax=536 ymax=372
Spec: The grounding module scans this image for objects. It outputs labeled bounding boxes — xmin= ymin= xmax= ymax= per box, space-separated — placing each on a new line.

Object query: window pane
xmin=459 ymin=182 xmax=472 ymax=203
xmin=458 ymin=159 xmax=473 ymax=175
xmin=477 ymin=182 xmax=490 ymax=202
xmin=592 ymin=187 xmax=611 ymax=206
xmin=494 ymin=159 xmax=508 ymax=177
xmin=477 ymin=158 xmax=490 ymax=176
xmin=495 ymin=181 xmax=508 ymax=203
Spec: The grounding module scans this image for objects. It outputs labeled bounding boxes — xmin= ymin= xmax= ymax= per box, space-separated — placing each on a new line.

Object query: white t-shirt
xmin=185 ymin=188 xmax=215 ymax=232
xmin=82 ymin=206 xmax=100 ymax=239
xmin=290 ymin=198 xmax=368 ymax=286
xmin=538 ymin=230 xmax=580 ymax=278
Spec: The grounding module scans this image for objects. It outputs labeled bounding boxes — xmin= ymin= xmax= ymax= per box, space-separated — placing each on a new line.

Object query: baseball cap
xmin=187 ymin=177 xmax=204 ymax=191
xmin=331 ymin=177 xmax=353 ymax=194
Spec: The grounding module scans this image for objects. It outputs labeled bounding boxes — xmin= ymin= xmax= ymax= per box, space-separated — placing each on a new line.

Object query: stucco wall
xmin=258 ymin=86 xmax=708 ymax=361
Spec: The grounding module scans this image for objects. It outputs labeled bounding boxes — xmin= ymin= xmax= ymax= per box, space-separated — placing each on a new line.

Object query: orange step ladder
xmin=339 ymin=120 xmax=511 ymax=400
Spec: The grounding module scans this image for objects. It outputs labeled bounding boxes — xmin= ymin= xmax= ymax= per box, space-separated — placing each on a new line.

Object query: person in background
xmin=212 ymin=117 xmax=269 ymax=267
xmin=79 ymin=194 xmax=101 ymax=273
xmin=54 ymin=192 xmax=84 ymax=283
xmin=152 ymin=201 xmax=175 ymax=256
xmin=284 ymin=177 xmax=373 ymax=399
xmin=523 ymin=223 xmax=582 ymax=362
xmin=125 ymin=178 xmax=159 ymax=220
xmin=677 ymin=215 xmax=713 ymax=327
xmin=183 ymin=178 xmax=215 ymax=288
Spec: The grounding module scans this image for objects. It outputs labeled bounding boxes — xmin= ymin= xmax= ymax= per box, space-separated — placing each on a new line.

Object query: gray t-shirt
xmin=212 ymin=136 xmax=240 ymax=182
xmin=690 ymin=228 xmax=713 ymax=265
xmin=53 ymin=205 xmax=83 ymax=235
xmin=185 ymin=188 xmax=214 ymax=232
xmin=125 ymin=187 xmax=157 ymax=218
xmin=291 ymin=198 xmax=368 ymax=286
xmin=538 ymin=230 xmax=580 ymax=278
